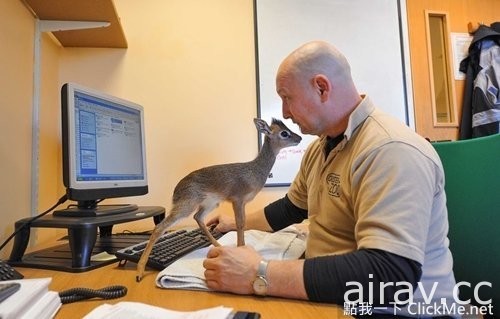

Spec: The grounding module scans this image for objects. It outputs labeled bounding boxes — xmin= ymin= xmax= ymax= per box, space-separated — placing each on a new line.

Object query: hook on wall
xmin=467 ymin=22 xmax=484 ymax=34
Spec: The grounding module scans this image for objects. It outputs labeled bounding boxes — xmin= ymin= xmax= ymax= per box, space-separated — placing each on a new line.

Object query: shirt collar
xmin=344 ymin=95 xmax=375 ymax=140
xmin=320 ymin=95 xmax=375 ymax=156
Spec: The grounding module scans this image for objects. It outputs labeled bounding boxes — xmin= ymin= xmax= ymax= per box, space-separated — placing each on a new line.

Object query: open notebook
xmin=156 ymin=226 xmax=307 ymax=290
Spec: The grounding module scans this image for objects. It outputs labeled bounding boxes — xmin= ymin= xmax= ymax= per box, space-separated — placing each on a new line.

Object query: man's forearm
xmin=267 ymin=259 xmax=308 ymax=299
xmin=244 ymin=209 xmax=274 ymax=232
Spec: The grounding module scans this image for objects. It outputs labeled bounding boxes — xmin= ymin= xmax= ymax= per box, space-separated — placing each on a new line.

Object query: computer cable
xmin=59 ymin=285 xmax=127 ymax=304
xmin=0 ymin=194 xmax=68 ymax=253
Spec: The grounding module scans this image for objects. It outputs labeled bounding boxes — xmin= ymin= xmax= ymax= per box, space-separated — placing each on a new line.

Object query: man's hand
xmin=203 ymin=245 xmax=261 ymax=294
xmin=206 ymin=213 xmax=237 ymax=233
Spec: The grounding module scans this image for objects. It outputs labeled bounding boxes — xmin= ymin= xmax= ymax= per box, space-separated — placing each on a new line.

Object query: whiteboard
xmin=254 ymin=0 xmax=413 ymax=186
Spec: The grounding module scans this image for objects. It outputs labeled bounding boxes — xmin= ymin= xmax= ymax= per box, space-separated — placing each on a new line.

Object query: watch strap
xmin=257 ymin=259 xmax=269 ymax=278
xmin=253 ymin=259 xmax=269 ymax=296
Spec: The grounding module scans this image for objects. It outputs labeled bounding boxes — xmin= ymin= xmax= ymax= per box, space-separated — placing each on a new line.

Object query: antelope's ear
xmin=254 ymin=118 xmax=272 ymax=136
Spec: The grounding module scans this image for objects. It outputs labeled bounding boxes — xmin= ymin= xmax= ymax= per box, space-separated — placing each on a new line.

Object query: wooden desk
xmin=16 ymin=262 xmax=349 ymax=319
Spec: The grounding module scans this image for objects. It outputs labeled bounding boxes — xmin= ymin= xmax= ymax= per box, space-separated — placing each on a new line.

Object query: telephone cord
xmin=59 ymin=285 xmax=127 ymax=304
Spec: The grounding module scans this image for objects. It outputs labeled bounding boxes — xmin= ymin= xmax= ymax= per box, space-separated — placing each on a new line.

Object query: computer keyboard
xmin=115 ymin=226 xmax=223 ymax=270
xmin=0 ymin=260 xmax=24 ymax=281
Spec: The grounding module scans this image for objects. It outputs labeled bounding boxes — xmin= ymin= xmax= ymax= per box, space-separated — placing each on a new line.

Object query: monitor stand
xmin=8 ymin=206 xmax=165 ymax=272
xmin=53 ymin=200 xmax=139 ymax=217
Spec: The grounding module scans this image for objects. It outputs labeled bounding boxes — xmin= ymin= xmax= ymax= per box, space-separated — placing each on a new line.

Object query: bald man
xmin=203 ymin=41 xmax=457 ymax=318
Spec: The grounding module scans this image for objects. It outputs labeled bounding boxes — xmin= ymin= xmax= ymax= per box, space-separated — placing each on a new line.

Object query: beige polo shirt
xmin=288 ymin=96 xmax=457 ymax=310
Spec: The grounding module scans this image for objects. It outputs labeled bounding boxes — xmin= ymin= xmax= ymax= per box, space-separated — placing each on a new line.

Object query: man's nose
xmin=282 ymin=103 xmax=291 ymax=119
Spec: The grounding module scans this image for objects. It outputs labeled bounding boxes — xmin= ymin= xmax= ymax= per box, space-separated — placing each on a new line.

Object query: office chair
xmin=432 ymin=133 xmax=500 ymax=318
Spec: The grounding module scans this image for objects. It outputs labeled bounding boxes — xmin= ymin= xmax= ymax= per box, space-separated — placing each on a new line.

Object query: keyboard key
xmin=0 ymin=260 xmax=24 ymax=281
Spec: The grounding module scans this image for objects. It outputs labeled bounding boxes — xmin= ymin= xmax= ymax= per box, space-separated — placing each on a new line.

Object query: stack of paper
xmin=0 ymin=278 xmax=61 ymax=319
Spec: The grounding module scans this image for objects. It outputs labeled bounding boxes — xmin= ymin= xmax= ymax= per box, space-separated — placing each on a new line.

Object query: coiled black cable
xmin=59 ymin=285 xmax=127 ymax=304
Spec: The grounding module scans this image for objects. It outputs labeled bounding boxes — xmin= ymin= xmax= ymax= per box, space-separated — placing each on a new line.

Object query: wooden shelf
xmin=22 ymin=0 xmax=127 ymax=48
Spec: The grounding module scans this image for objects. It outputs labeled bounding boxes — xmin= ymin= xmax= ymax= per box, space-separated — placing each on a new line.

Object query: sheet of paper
xmin=451 ymin=32 xmax=473 ymax=80
xmin=83 ymin=302 xmax=233 ymax=319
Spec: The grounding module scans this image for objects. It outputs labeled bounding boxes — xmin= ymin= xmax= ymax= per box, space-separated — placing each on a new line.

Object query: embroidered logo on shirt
xmin=326 ymin=173 xmax=341 ymax=197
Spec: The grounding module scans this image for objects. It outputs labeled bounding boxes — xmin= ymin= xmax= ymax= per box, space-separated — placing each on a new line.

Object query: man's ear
xmin=313 ymin=74 xmax=330 ymax=102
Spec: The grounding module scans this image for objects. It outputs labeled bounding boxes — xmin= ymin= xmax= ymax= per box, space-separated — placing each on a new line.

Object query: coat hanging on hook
xmin=458 ymin=22 xmax=500 ymax=139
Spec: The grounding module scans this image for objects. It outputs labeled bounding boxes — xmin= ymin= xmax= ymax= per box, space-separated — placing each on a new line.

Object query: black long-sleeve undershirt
xmin=264 ymin=195 xmax=422 ymax=306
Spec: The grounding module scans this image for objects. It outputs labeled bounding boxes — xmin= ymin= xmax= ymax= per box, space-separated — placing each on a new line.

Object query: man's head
xmin=276 ymin=41 xmax=361 ymax=137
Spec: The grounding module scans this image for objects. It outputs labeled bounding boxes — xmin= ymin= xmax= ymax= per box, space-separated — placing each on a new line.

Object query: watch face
xmin=253 ymin=276 xmax=268 ymax=295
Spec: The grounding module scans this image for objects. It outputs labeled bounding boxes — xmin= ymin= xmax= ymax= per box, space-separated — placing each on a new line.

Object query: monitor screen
xmin=56 ymin=83 xmax=148 ymax=216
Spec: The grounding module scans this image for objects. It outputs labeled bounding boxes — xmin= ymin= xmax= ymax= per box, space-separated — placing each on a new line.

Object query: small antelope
xmin=136 ymin=118 xmax=301 ymax=282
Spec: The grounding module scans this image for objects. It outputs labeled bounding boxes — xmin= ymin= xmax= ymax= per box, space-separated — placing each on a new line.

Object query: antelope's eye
xmin=280 ymin=131 xmax=291 ymax=138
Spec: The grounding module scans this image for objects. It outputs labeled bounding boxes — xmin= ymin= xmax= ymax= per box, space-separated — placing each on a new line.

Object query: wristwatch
xmin=252 ymin=259 xmax=269 ymax=296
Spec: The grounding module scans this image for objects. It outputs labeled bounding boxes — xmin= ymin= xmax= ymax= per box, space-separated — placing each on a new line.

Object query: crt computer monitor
xmin=54 ymin=83 xmax=148 ymax=217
